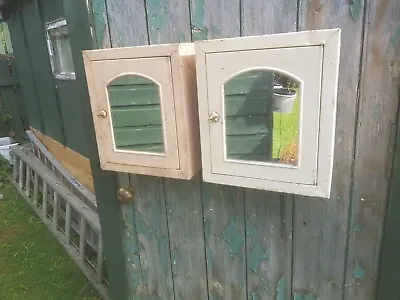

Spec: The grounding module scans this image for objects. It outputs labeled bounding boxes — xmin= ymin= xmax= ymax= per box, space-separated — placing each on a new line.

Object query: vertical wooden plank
xmin=118 ymin=173 xmax=143 ymax=298
xmin=241 ymin=0 xmax=297 ymax=35
xmin=20 ymin=0 xmax=65 ymax=143
xmin=106 ymin=0 xmax=148 ymax=47
xmin=63 ymin=1 xmax=131 ymax=299
xmin=101 ymin=2 xmax=148 ymax=298
xmin=377 ymin=105 xmax=400 ymax=299
xmin=7 ymin=10 xmax=43 ymax=131
xmin=130 ymin=175 xmax=174 ymax=299
xmin=145 ymin=0 xmax=191 ymax=43
xmin=90 ymin=0 xmax=111 ymax=48
xmin=190 ymin=1 xmax=245 ymax=299
xmin=190 ymin=0 xmax=241 ymax=40
xmin=240 ymin=3 xmax=297 ymax=299
xmin=202 ymin=184 xmax=246 ymax=299
xmin=293 ymin=1 xmax=366 ymax=299
xmin=164 ymin=177 xmax=208 ymax=300
xmin=344 ymin=0 xmax=400 ymax=299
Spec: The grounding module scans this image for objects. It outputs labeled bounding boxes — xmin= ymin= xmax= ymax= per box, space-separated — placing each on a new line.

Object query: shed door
xmin=91 ymin=57 xmax=180 ymax=170
xmin=206 ymin=45 xmax=323 ymax=184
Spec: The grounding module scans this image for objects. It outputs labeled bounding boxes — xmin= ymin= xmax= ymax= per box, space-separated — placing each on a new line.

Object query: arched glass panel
xmin=224 ymin=70 xmax=299 ymax=165
xmin=107 ymin=75 xmax=165 ymax=154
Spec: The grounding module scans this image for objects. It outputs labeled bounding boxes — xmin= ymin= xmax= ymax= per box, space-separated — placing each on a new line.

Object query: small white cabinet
xmin=83 ymin=43 xmax=200 ymax=179
xmin=195 ymin=29 xmax=341 ymax=197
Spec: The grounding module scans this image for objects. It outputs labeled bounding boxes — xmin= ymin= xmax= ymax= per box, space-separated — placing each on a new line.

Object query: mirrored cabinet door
xmin=196 ymin=29 xmax=341 ymax=197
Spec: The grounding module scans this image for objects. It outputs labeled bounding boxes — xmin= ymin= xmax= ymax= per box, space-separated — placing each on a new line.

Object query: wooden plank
xmin=225 ymin=95 xmax=270 ymax=116
xmin=240 ymin=2 xmax=297 ymax=299
xmin=163 ymin=176 xmax=208 ymax=299
xmin=190 ymin=1 xmax=246 ymax=299
xmin=7 ymin=11 xmax=43 ymax=130
xmin=27 ymin=130 xmax=96 ymax=209
xmin=225 ymin=115 xmax=270 ymax=135
xmin=145 ymin=0 xmax=191 ymax=44
xmin=130 ymin=175 xmax=174 ymax=299
xmin=226 ymin=135 xmax=269 ymax=155
xmin=106 ymin=0 xmax=148 ymax=47
xmin=344 ymin=0 xmax=400 ymax=299
xmin=90 ymin=0 xmax=111 ymax=48
xmin=20 ymin=0 xmax=65 ymax=143
xmin=65 ymin=0 xmax=135 ymax=298
xmin=377 ymin=107 xmax=400 ymax=299
xmin=292 ymin=1 xmax=366 ymax=299
xmin=31 ymin=128 xmax=94 ymax=193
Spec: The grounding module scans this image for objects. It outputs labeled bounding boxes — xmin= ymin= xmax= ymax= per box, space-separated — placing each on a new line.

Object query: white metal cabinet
xmin=83 ymin=43 xmax=200 ymax=179
xmin=195 ymin=29 xmax=341 ymax=197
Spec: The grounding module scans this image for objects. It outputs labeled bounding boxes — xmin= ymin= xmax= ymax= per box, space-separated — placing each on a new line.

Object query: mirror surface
xmin=107 ymin=75 xmax=165 ymax=154
xmin=224 ymin=70 xmax=299 ymax=166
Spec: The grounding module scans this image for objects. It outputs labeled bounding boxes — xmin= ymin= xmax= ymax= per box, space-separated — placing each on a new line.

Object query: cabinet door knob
xmin=97 ymin=109 xmax=108 ymax=118
xmin=116 ymin=188 xmax=134 ymax=203
xmin=208 ymin=112 xmax=220 ymax=122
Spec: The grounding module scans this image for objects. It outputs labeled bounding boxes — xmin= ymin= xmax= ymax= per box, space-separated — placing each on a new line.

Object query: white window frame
xmin=45 ymin=18 xmax=76 ymax=80
xmin=195 ymin=29 xmax=341 ymax=198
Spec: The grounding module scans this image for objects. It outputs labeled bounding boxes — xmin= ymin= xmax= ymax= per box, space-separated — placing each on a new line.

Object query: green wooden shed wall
xmin=6 ymin=0 xmax=400 ymax=299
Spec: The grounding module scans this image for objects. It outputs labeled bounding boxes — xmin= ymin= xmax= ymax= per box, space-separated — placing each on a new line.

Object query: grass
xmin=272 ymin=97 xmax=299 ymax=161
xmin=0 ymin=158 xmax=101 ymax=300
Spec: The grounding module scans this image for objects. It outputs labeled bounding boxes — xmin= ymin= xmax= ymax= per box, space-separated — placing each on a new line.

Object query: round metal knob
xmin=116 ymin=187 xmax=134 ymax=204
xmin=208 ymin=112 xmax=220 ymax=122
xmin=97 ymin=109 xmax=108 ymax=118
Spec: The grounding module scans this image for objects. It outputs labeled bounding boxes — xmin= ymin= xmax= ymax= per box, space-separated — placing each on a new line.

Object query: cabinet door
xmin=91 ymin=57 xmax=180 ymax=170
xmin=206 ymin=46 xmax=322 ymax=184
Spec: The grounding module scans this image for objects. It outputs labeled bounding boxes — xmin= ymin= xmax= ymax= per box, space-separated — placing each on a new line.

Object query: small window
xmin=45 ymin=19 xmax=75 ymax=80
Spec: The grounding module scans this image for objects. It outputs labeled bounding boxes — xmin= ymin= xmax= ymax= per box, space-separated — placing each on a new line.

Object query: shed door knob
xmin=117 ymin=188 xmax=134 ymax=204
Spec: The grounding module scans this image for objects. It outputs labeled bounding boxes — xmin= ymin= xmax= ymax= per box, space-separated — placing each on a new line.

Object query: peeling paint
xmin=293 ymin=293 xmax=317 ymax=300
xmin=248 ymin=242 xmax=269 ymax=272
xmin=223 ymin=217 xmax=245 ymax=257
xmin=203 ymin=219 xmax=214 ymax=268
xmin=91 ymin=0 xmax=108 ymax=48
xmin=191 ymin=0 xmax=207 ymax=40
xmin=276 ymin=276 xmax=286 ymax=300
xmin=390 ymin=27 xmax=400 ymax=48
xmin=353 ymin=262 xmax=366 ymax=280
xmin=350 ymin=0 xmax=362 ymax=21
xmin=352 ymin=222 xmax=364 ymax=232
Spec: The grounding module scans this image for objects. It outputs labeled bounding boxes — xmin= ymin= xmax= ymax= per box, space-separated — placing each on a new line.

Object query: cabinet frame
xmin=195 ymin=29 xmax=341 ymax=198
xmin=83 ymin=43 xmax=201 ymax=179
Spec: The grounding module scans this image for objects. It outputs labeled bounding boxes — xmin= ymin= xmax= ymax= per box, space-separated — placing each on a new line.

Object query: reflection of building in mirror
xmin=224 ymin=70 xmax=299 ymax=166
xmin=107 ymin=75 xmax=165 ymax=154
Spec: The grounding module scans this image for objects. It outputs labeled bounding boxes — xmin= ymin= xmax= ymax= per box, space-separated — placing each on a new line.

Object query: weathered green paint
xmin=223 ymin=217 xmax=246 ymax=257
xmin=62 ymin=1 xmax=131 ymax=299
xmin=349 ymin=0 xmax=362 ymax=21
xmin=390 ymin=26 xmax=400 ymax=48
xmin=39 ymin=0 xmax=64 ymax=23
xmin=276 ymin=276 xmax=286 ymax=300
xmin=353 ymin=262 xmax=366 ymax=280
xmin=90 ymin=0 xmax=109 ymax=48
xmin=293 ymin=294 xmax=317 ymax=300
xmin=20 ymin=0 xmax=65 ymax=143
xmin=7 ymin=10 xmax=43 ymax=131
xmin=111 ymin=107 xmax=162 ymax=127
xmin=190 ymin=0 xmax=207 ymax=40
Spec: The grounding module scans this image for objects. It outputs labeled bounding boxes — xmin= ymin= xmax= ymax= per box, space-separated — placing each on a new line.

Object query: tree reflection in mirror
xmin=107 ymin=75 xmax=165 ymax=154
xmin=224 ymin=70 xmax=299 ymax=166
